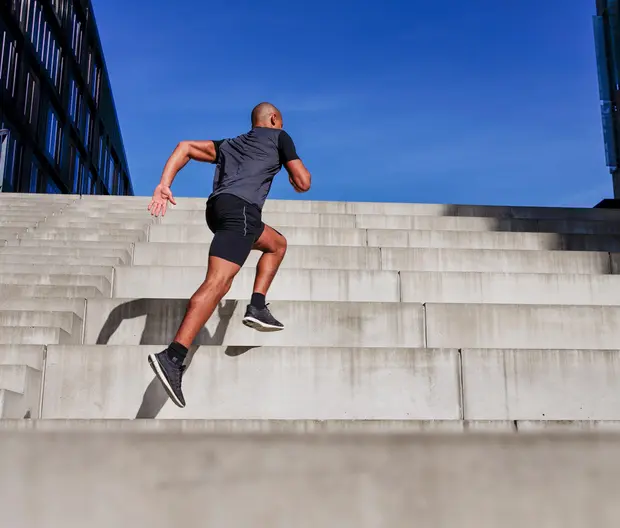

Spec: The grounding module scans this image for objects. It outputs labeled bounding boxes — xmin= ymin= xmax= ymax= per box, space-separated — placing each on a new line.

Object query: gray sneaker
xmin=242 ymin=304 xmax=284 ymax=332
xmin=148 ymin=350 xmax=186 ymax=408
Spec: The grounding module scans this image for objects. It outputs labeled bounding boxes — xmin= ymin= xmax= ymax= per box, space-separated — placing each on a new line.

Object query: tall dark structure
xmin=594 ymin=1 xmax=620 ymax=198
xmin=0 ymin=0 xmax=133 ymax=195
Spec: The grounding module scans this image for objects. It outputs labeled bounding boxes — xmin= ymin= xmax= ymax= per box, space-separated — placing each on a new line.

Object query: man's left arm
xmin=278 ymin=131 xmax=311 ymax=193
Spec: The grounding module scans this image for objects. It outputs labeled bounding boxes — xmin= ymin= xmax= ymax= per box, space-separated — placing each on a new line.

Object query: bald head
xmin=251 ymin=102 xmax=283 ymax=129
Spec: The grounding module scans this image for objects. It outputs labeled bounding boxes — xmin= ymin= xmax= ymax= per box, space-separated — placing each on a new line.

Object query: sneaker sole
xmin=147 ymin=354 xmax=186 ymax=408
xmin=242 ymin=316 xmax=284 ymax=332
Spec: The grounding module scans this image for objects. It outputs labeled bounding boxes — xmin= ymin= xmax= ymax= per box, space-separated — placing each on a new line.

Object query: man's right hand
xmin=148 ymin=184 xmax=177 ymax=217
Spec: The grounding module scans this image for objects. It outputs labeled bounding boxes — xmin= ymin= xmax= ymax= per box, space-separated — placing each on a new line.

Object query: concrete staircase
xmin=4 ymin=191 xmax=620 ymax=524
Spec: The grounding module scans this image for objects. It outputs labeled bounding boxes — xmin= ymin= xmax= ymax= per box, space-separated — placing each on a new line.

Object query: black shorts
xmin=205 ymin=193 xmax=265 ymax=266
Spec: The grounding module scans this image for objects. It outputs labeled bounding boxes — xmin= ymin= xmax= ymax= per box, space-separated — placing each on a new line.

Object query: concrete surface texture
xmin=4 ymin=192 xmax=620 ymax=523
xmin=3 ymin=431 xmax=620 ymax=527
xmin=2 ymin=193 xmax=620 ymax=421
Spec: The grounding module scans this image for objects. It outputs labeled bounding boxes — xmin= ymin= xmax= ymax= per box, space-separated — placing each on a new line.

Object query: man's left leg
xmin=242 ymin=224 xmax=288 ymax=331
xmin=148 ymin=255 xmax=241 ymax=408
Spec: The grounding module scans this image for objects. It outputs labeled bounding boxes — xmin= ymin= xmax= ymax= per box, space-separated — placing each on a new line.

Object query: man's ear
xmin=270 ymin=113 xmax=277 ymax=127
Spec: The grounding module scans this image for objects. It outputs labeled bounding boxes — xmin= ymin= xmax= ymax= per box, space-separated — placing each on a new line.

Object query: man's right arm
xmin=279 ymin=131 xmax=311 ymax=193
xmin=148 ymin=139 xmax=223 ymax=216
xmin=159 ymin=140 xmax=222 ymax=187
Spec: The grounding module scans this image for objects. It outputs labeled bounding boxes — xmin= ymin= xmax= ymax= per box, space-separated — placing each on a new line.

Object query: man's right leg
xmin=242 ymin=225 xmax=288 ymax=331
xmin=148 ymin=255 xmax=241 ymax=408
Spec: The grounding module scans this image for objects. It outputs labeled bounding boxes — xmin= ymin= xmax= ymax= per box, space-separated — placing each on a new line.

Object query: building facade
xmin=594 ymin=0 xmax=620 ymax=197
xmin=0 ymin=0 xmax=133 ymax=195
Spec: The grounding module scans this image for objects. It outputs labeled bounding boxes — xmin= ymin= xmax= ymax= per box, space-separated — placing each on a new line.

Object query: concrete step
xmin=42 ymin=345 xmax=459 ymax=419
xmin=0 ymin=220 xmax=39 ymax=228
xmin=0 ymin=264 xmax=114 ymax=282
xmin=22 ymin=200 xmax=620 ymax=233
xmin=156 ymin=209 xmax=620 ymax=235
xmin=187 ymin=211 xmax=360 ymax=228
xmin=48 ymin=213 xmax=158 ymax=223
xmin=113 ymin=267 xmax=400 ymax=302
xmin=84 ymin=299 xmax=424 ymax=347
xmin=0 ymin=310 xmax=82 ymax=337
xmin=380 ymin=247 xmax=612 ymax=274
xmin=0 ymin=365 xmax=41 ymax=419
xmin=0 ymin=210 xmax=60 ymax=217
xmin=461 ymin=349 xmax=620 ymax=420
xmin=0 ymin=390 xmax=25 ymax=419
xmin=0 ymin=192 xmax=75 ymax=200
xmin=87 ymin=299 xmax=620 ymax=349
xmin=0 ymin=326 xmax=73 ymax=345
xmin=2 ymin=430 xmax=620 ymax=527
xmin=149 ymin=221 xmax=620 ymax=250
xmin=133 ymin=243 xmax=612 ymax=274
xmin=0 ymin=345 xmax=46 ymax=369
xmin=133 ymin=244 xmax=383 ymax=270
xmin=0 ymin=227 xmax=28 ymax=239
xmin=0 ymin=296 xmax=83 ymax=314
xmin=516 ymin=420 xmax=620 ymax=432
xmin=260 ymin=199 xmax=620 ymax=219
xmin=400 ymin=271 xmax=620 ymax=305
xmin=369 ymin=228 xmax=620 ymax=252
xmin=0 ymin=364 xmax=41 ymax=394
xmin=150 ymin=224 xmax=369 ymax=246
xmin=0 ymin=246 xmax=131 ymax=263
xmin=0 ymin=419 xmax=517 ymax=433
xmin=42 ymin=219 xmax=155 ymax=230
xmin=41 ymin=344 xmax=620 ymax=421
xmin=20 ymin=227 xmax=147 ymax=242
xmin=0 ymin=255 xmax=124 ymax=267
xmin=150 ymin=223 xmax=620 ymax=252
xmin=0 ymin=284 xmax=102 ymax=298
xmin=426 ymin=303 xmax=620 ymax=349
xmin=113 ymin=266 xmax=620 ymax=305
xmin=74 ymin=195 xmax=620 ymax=219
xmin=0 ymin=204 xmax=68 ymax=212
xmin=14 ymin=239 xmax=133 ymax=250
xmin=356 ymin=214 xmax=620 ymax=234
xmin=3 ymin=418 xmax=620 ymax=433
xmin=0 ymin=274 xmax=111 ymax=296
xmin=64 ymin=195 xmax=620 ymax=218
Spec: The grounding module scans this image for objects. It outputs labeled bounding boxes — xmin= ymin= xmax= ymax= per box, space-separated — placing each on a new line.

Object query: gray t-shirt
xmin=210 ymin=127 xmax=299 ymax=210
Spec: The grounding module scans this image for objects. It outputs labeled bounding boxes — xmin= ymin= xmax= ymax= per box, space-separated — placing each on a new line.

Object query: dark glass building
xmin=0 ymin=0 xmax=133 ymax=195
xmin=594 ymin=0 xmax=620 ymax=197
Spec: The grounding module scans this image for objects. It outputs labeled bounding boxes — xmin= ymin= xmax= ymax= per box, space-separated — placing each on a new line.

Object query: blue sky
xmin=93 ymin=0 xmax=610 ymax=207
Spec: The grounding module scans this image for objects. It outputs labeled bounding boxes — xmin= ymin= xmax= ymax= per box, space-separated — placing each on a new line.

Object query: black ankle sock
xmin=251 ymin=292 xmax=266 ymax=309
xmin=166 ymin=341 xmax=188 ymax=364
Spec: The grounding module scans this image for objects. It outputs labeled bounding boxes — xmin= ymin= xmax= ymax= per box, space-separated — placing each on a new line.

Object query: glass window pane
xmin=46 ymin=176 xmax=61 ymax=194
xmin=29 ymin=162 xmax=38 ymax=193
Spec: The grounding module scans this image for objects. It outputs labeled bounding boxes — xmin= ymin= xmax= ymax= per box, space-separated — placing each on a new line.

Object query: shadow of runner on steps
xmin=94 ymin=298 xmax=259 ymax=418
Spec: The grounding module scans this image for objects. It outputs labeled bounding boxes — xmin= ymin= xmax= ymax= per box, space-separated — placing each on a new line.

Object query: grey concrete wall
xmin=3 ymin=431 xmax=620 ymax=527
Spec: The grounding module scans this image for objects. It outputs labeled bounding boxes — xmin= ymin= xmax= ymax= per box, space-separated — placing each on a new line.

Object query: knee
xmin=275 ymin=234 xmax=287 ymax=256
xmin=192 ymin=273 xmax=233 ymax=305
xmin=208 ymin=273 xmax=234 ymax=295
